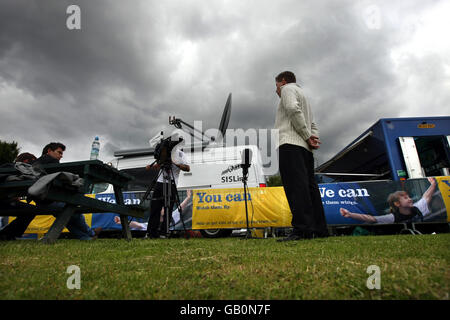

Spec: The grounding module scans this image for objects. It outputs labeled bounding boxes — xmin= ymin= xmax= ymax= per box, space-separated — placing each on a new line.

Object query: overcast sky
xmin=1 ymin=0 xmax=449 ymax=169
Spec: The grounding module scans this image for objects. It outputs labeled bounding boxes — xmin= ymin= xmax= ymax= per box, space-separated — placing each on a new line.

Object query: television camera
xmin=153 ymin=134 xmax=184 ymax=166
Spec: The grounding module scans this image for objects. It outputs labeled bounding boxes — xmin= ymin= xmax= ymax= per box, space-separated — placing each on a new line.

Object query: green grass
xmin=1 ymin=234 xmax=449 ymax=300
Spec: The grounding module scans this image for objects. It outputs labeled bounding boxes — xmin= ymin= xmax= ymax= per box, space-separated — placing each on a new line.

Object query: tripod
xmin=142 ymin=161 xmax=188 ymax=238
xmin=241 ymin=163 xmax=253 ymax=239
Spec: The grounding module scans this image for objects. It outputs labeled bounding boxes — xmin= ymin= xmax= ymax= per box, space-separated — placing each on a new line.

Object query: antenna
xmin=169 ymin=93 xmax=232 ymax=149
xmin=217 ymin=93 xmax=232 ymax=143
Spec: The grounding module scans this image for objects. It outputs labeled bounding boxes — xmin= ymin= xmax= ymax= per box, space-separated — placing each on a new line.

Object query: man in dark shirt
xmin=34 ymin=142 xmax=102 ymax=239
xmin=1 ymin=143 xmax=101 ymax=240
xmin=33 ymin=142 xmax=65 ymax=165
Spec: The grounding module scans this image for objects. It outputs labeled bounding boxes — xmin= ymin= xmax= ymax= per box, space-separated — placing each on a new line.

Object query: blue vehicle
xmin=316 ymin=116 xmax=450 ymax=182
xmin=314 ymin=116 xmax=449 ymax=235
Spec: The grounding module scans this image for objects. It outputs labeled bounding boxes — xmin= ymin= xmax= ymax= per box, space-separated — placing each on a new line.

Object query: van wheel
xmin=200 ymin=229 xmax=232 ymax=238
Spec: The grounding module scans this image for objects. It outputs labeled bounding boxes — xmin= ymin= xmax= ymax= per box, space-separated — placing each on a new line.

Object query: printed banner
xmin=324 ymin=177 xmax=448 ymax=225
xmin=436 ymin=177 xmax=450 ymax=221
xmin=9 ymin=177 xmax=447 ymax=237
xmin=192 ymin=187 xmax=291 ymax=229
xmin=191 ymin=177 xmax=449 ymax=228
xmin=9 ymin=195 xmax=96 ymax=235
xmin=91 ymin=192 xmax=147 ymax=230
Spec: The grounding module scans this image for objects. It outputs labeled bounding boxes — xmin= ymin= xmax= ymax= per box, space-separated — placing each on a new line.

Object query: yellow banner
xmin=192 ymin=187 xmax=292 ymax=229
xmin=10 ymin=214 xmax=93 ymax=234
xmin=8 ymin=195 xmax=94 ymax=235
xmin=436 ymin=177 xmax=450 ymax=222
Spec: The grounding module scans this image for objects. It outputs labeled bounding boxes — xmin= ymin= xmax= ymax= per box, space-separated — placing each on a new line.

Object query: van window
xmin=91 ymin=183 xmax=109 ymax=194
xmin=414 ymin=135 xmax=450 ymax=176
xmin=120 ymin=167 xmax=157 ymax=192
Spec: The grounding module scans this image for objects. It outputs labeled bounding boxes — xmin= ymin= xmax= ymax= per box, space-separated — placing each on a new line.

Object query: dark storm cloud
xmin=0 ymin=0 xmax=448 ymax=167
xmin=215 ymin=1 xmax=404 ymax=163
xmin=0 ymin=0 xmax=171 ymax=157
xmin=0 ymin=0 xmax=165 ymax=97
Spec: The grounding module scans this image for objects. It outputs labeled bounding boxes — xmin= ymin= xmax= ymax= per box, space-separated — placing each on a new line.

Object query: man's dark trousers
xmin=146 ymin=182 xmax=176 ymax=237
xmin=279 ymin=144 xmax=328 ymax=238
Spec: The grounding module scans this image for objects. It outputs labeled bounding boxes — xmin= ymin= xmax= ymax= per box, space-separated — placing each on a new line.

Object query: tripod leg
xmin=169 ymin=167 xmax=189 ymax=236
xmin=240 ymin=171 xmax=253 ymax=240
xmin=144 ymin=167 xmax=169 ymax=238
xmin=244 ymin=179 xmax=251 ymax=239
xmin=158 ymin=167 xmax=173 ymax=237
xmin=163 ymin=174 xmax=170 ymax=236
xmin=142 ymin=166 xmax=163 ymax=201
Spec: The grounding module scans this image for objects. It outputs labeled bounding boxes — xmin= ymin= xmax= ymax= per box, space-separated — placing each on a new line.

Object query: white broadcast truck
xmin=96 ymin=143 xmax=267 ymax=237
xmin=94 ymin=93 xmax=268 ymax=237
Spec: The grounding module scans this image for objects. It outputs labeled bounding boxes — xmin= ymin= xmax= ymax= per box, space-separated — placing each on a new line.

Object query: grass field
xmin=1 ymin=234 xmax=449 ymax=300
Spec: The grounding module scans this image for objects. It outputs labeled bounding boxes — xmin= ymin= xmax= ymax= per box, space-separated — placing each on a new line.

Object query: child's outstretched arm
xmin=340 ymin=208 xmax=377 ymax=223
xmin=422 ymin=177 xmax=437 ymax=205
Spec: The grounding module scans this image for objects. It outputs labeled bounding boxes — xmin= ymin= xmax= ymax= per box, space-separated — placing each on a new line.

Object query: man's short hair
xmin=276 ymin=71 xmax=296 ymax=83
xmin=387 ymin=191 xmax=408 ymax=212
xmin=15 ymin=152 xmax=37 ymax=163
xmin=42 ymin=142 xmax=66 ymax=156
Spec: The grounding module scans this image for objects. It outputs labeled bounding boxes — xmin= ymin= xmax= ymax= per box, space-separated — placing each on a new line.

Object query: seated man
xmin=0 ymin=153 xmax=39 ymax=240
xmin=15 ymin=153 xmax=37 ymax=164
xmin=33 ymin=142 xmax=65 ymax=166
xmin=0 ymin=145 xmax=102 ymax=240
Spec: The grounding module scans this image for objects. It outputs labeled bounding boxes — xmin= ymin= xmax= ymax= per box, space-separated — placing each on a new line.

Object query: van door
xmin=399 ymin=136 xmax=424 ymax=179
xmin=399 ymin=135 xmax=450 ymax=178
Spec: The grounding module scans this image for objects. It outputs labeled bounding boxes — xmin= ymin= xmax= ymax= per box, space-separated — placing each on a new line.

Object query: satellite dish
xmin=217 ymin=93 xmax=232 ymax=142
xmin=166 ymin=93 xmax=232 ymax=148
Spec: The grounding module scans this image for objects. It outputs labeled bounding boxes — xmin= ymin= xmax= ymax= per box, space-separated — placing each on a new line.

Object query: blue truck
xmin=316 ymin=116 xmax=450 ymax=182
xmin=312 ymin=116 xmax=449 ymax=234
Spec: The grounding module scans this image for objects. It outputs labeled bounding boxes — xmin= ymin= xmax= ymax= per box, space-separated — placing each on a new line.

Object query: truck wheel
xmin=200 ymin=229 xmax=233 ymax=238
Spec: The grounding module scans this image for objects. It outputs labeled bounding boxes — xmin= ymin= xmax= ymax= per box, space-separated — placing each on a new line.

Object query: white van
xmin=101 ymin=144 xmax=266 ymax=191
xmin=178 ymin=144 xmax=266 ymax=190
xmin=96 ymin=144 xmax=267 ymax=237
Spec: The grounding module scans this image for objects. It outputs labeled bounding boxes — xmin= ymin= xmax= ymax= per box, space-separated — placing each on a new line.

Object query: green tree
xmin=266 ymin=175 xmax=283 ymax=187
xmin=0 ymin=140 xmax=20 ymax=165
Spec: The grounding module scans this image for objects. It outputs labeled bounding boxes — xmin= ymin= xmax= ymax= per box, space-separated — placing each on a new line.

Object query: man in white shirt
xmin=144 ymin=146 xmax=190 ymax=238
xmin=274 ymin=71 xmax=328 ymax=241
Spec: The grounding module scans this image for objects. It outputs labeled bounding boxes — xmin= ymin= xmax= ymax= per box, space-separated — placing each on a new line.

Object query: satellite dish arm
xmin=169 ymin=116 xmax=215 ymax=141
xmin=168 ymin=92 xmax=231 ymax=145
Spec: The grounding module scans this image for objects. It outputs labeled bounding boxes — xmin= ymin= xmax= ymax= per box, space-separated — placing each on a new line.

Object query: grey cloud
xmin=0 ymin=0 xmax=448 ymax=167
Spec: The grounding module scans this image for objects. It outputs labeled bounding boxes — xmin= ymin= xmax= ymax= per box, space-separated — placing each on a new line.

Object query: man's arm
xmin=174 ymin=151 xmax=190 ymax=172
xmin=280 ymin=86 xmax=311 ymax=141
xmin=146 ymin=163 xmax=160 ymax=171
xmin=180 ymin=190 xmax=192 ymax=210
xmin=311 ymin=121 xmax=319 ymax=138
xmin=307 ymin=135 xmax=321 ymax=150
xmin=175 ymin=163 xmax=190 ymax=172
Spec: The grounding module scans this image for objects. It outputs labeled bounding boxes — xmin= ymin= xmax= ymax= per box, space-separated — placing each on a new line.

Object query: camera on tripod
xmin=154 ymin=134 xmax=183 ymax=166
xmin=143 ymin=130 xmax=188 ymax=238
